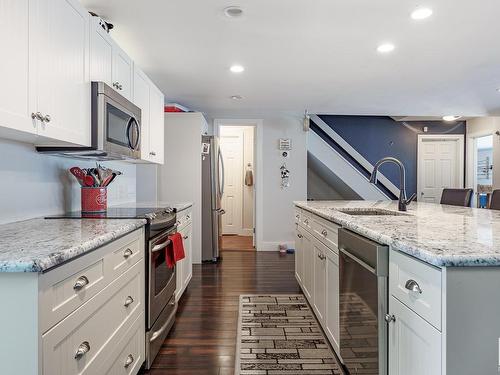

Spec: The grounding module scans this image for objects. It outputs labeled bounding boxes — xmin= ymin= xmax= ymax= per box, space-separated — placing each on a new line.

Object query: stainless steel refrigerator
xmin=201 ymin=135 xmax=225 ymax=262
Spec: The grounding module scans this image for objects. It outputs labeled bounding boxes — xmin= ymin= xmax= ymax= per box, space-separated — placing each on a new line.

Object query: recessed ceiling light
xmin=411 ymin=7 xmax=433 ymax=20
xmin=230 ymin=95 xmax=243 ymax=100
xmin=442 ymin=115 xmax=462 ymax=122
xmin=496 ymin=88 xmax=500 ymax=92
xmin=377 ymin=43 xmax=395 ymax=53
xmin=230 ymin=64 xmax=245 ymax=73
xmin=224 ymin=6 xmax=243 ymax=18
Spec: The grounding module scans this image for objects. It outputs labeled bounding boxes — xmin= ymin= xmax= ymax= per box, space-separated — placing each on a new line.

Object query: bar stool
xmin=489 ymin=190 xmax=500 ymax=210
xmin=440 ymin=188 xmax=473 ymax=207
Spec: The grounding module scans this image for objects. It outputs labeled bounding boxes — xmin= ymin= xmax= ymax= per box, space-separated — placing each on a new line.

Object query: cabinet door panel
xmin=89 ymin=19 xmax=112 ymax=85
xmin=294 ymin=226 xmax=304 ymax=285
xmin=133 ymin=67 xmax=150 ymax=159
xmin=389 ymin=296 xmax=441 ymax=375
xmin=149 ymin=85 xmax=164 ymax=164
xmin=0 ymin=0 xmax=37 ymax=135
xmin=313 ymin=239 xmax=326 ymax=324
xmin=182 ymin=224 xmax=193 ymax=287
xmin=302 ymin=231 xmax=313 ymax=302
xmin=113 ymin=47 xmax=133 ymax=100
xmin=37 ymin=0 xmax=90 ymax=145
xmin=325 ymin=249 xmax=340 ymax=354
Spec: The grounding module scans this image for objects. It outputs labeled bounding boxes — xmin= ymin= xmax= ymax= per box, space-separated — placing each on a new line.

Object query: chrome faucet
xmin=369 ymin=157 xmax=417 ymax=211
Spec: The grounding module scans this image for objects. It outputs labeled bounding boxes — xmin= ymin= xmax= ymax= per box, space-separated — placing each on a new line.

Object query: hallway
xmin=143 ymin=251 xmax=301 ymax=375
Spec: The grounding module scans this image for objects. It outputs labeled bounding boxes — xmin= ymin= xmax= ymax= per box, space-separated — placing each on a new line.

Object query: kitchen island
xmin=294 ymin=200 xmax=500 ymax=375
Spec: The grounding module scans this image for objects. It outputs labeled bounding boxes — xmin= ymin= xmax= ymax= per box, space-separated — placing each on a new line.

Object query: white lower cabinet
xmin=175 ymin=209 xmax=193 ymax=301
xmin=301 ymin=230 xmax=314 ymax=301
xmin=324 ymin=247 xmax=340 ymax=354
xmin=312 ymin=238 xmax=327 ymax=324
xmin=388 ymin=296 xmax=441 ymax=375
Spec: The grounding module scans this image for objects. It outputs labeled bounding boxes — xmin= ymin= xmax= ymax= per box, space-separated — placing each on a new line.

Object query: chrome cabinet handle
xmin=297 ymin=233 xmax=303 ymax=239
xmin=317 ymin=253 xmax=326 ymax=260
xmin=113 ymin=82 xmax=122 ymax=90
xmin=186 ymin=215 xmax=191 ymax=220
xmin=31 ymin=112 xmax=43 ymax=121
xmin=384 ymin=314 xmax=396 ymax=323
xmin=124 ymin=354 xmax=134 ymax=368
xmin=295 ymin=214 xmax=300 ymax=219
xmin=74 ymin=341 xmax=90 ymax=359
xmin=124 ymin=296 xmax=134 ymax=307
xmin=405 ymin=279 xmax=423 ymax=294
xmin=42 ymin=114 xmax=51 ymax=123
xmin=123 ymin=248 xmax=133 ymax=258
xmin=149 ymin=151 xmax=156 ymax=156
xmin=321 ymin=229 xmax=328 ymax=236
xmin=304 ymin=219 xmax=309 ymax=225
xmin=183 ymin=235 xmax=189 ymax=240
xmin=73 ymin=276 xmax=89 ymax=291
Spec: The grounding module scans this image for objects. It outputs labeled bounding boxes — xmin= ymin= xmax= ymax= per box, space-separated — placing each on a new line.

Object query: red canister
xmin=81 ymin=187 xmax=107 ymax=213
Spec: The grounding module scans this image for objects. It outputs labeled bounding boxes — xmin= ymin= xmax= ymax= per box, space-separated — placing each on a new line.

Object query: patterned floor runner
xmin=236 ymin=294 xmax=344 ymax=375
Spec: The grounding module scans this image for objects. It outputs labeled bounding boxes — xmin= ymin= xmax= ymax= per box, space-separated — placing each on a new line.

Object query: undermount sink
xmin=334 ymin=208 xmax=409 ymax=216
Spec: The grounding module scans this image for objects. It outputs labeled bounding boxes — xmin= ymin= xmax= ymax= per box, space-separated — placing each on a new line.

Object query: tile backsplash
xmin=0 ymin=138 xmax=136 ymax=224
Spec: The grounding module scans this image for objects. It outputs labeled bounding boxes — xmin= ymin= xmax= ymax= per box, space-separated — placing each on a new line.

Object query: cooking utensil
xmin=70 ymin=167 xmax=94 ymax=187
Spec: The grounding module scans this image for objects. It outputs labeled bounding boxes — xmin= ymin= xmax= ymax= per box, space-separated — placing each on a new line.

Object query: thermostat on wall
xmin=279 ymin=138 xmax=292 ymax=151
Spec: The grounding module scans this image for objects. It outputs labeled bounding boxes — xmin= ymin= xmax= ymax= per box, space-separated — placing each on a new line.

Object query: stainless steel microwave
xmin=37 ymin=82 xmax=141 ymax=160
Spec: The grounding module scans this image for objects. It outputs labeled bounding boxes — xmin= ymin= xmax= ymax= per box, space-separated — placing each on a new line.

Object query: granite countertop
xmin=0 ymin=218 xmax=146 ymax=273
xmin=294 ymin=200 xmax=500 ymax=267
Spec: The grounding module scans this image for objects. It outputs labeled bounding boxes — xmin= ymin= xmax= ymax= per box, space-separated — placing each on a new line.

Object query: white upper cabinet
xmin=133 ymin=67 xmax=151 ymax=157
xmin=89 ymin=18 xmax=113 ymax=86
xmin=112 ymin=45 xmax=133 ymax=100
xmin=148 ymin=83 xmax=165 ymax=164
xmin=36 ymin=0 xmax=90 ymax=146
xmin=0 ymin=0 xmax=37 ymax=137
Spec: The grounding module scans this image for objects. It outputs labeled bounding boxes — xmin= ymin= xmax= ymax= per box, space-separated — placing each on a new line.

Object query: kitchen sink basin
xmin=334 ymin=208 xmax=409 ymax=216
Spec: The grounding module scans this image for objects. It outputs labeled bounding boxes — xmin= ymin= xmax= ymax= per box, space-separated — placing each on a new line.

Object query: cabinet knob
xmin=42 ymin=114 xmax=51 ymax=123
xmin=183 ymin=235 xmax=189 ymax=240
xmin=124 ymin=295 xmax=134 ymax=307
xmin=304 ymin=219 xmax=309 ymax=225
xmin=73 ymin=275 xmax=89 ymax=291
xmin=297 ymin=233 xmax=303 ymax=239
xmin=405 ymin=279 xmax=423 ymax=294
xmin=123 ymin=248 xmax=133 ymax=258
xmin=384 ymin=314 xmax=396 ymax=323
xmin=321 ymin=229 xmax=328 ymax=236
xmin=74 ymin=341 xmax=91 ymax=359
xmin=31 ymin=112 xmax=43 ymax=121
xmin=124 ymin=354 xmax=134 ymax=368
xmin=149 ymin=151 xmax=157 ymax=156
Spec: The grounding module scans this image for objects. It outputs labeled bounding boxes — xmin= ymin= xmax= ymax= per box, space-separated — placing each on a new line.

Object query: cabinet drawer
xmin=294 ymin=208 xmax=302 ymax=224
xmin=176 ymin=208 xmax=192 ymax=230
xmin=42 ymin=260 xmax=144 ymax=375
xmin=390 ymin=250 xmax=442 ymax=330
xmin=98 ymin=313 xmax=145 ymax=375
xmin=312 ymin=215 xmax=340 ymax=250
xmin=300 ymin=209 xmax=312 ymax=231
xmin=106 ymin=233 xmax=143 ymax=281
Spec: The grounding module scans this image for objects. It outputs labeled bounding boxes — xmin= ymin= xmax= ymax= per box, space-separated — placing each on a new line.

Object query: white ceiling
xmin=81 ymin=0 xmax=500 ymax=117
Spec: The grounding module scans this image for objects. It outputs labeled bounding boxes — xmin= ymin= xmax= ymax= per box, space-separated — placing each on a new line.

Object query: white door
xmin=89 ymin=18 xmax=113 ymax=86
xmin=0 ymin=0 xmax=37 ymax=135
xmin=220 ymin=128 xmax=244 ymax=235
xmin=295 ymin=225 xmax=304 ymax=285
xmin=417 ymin=135 xmax=464 ymax=203
xmin=389 ymin=296 xmax=441 ymax=375
xmin=112 ymin=45 xmax=133 ymax=100
xmin=133 ymin=67 xmax=150 ymax=159
xmin=325 ymin=248 xmax=340 ymax=354
xmin=313 ymin=238 xmax=326 ymax=324
xmin=302 ymin=230 xmax=313 ymax=302
xmin=36 ymin=0 xmax=90 ymax=146
xmin=148 ymin=84 xmax=165 ymax=164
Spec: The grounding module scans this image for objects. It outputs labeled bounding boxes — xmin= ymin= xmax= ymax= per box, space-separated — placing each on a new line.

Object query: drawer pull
xmin=405 ymin=279 xmax=423 ymax=294
xmin=123 ymin=248 xmax=133 ymax=258
xmin=317 ymin=253 xmax=326 ymax=260
xmin=74 ymin=341 xmax=90 ymax=359
xmin=186 ymin=215 xmax=191 ymax=220
xmin=384 ymin=314 xmax=396 ymax=323
xmin=124 ymin=296 xmax=134 ymax=307
xmin=124 ymin=354 xmax=134 ymax=368
xmin=73 ymin=276 xmax=89 ymax=291
xmin=304 ymin=219 xmax=309 ymax=225
xmin=183 ymin=235 xmax=189 ymax=240
xmin=295 ymin=214 xmax=300 ymax=219
xmin=321 ymin=229 xmax=328 ymax=236
xmin=297 ymin=233 xmax=303 ymax=239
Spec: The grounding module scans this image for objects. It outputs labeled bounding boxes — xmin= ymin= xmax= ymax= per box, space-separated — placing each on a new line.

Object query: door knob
xmin=384 ymin=314 xmax=396 ymax=323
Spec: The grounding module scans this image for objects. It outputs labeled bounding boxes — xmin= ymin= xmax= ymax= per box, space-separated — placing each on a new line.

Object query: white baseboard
xmin=257 ymin=241 xmax=295 ymax=252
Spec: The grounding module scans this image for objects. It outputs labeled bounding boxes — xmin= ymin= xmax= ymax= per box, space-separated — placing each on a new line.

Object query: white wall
xmin=0 ymin=138 xmax=136 ymax=224
xmin=214 ymin=114 xmax=307 ymax=251
xmin=466 ymin=117 xmax=500 ymax=189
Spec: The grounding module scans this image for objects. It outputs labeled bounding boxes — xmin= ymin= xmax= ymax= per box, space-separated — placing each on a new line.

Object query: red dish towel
xmin=166 ymin=232 xmax=185 ymax=268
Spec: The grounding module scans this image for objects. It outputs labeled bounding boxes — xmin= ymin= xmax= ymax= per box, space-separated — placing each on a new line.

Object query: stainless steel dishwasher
xmin=338 ymin=228 xmax=389 ymax=375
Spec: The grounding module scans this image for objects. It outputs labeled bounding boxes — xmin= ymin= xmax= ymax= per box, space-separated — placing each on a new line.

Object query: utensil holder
xmin=81 ymin=187 xmax=107 ymax=213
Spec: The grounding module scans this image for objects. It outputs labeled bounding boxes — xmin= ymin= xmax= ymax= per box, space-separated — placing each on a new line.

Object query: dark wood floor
xmin=221 ymin=235 xmax=255 ymax=251
xmin=142 ymin=250 xmax=301 ymax=375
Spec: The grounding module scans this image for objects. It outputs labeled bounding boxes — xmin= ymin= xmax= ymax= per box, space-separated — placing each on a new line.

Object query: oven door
xmin=94 ymin=82 xmax=141 ymax=159
xmin=148 ymin=229 xmax=177 ymax=328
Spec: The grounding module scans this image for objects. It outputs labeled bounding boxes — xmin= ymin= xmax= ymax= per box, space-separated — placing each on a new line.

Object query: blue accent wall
xmin=317 ymin=115 xmax=466 ymax=197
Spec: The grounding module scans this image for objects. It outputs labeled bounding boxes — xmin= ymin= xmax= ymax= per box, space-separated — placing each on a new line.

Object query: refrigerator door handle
xmin=218 ymin=149 xmax=225 ymax=198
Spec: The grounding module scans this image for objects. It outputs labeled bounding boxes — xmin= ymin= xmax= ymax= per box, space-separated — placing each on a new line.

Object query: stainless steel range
xmin=46 ymin=206 xmax=178 ymax=369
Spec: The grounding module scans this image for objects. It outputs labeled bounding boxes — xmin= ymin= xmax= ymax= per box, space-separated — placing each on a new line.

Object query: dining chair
xmin=440 ymin=188 xmax=473 ymax=207
xmin=489 ymin=190 xmax=500 ymax=210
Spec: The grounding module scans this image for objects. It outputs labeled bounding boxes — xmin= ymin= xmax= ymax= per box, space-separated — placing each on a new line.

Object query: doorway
xmin=219 ymin=125 xmax=255 ymax=251
xmin=417 ymin=134 xmax=465 ymax=203
xmin=471 ymin=134 xmax=493 ymax=207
